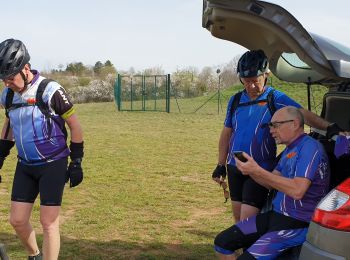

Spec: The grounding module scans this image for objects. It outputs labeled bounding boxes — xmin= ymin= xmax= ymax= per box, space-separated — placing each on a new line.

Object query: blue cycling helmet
xmin=237 ymin=49 xmax=269 ymax=78
xmin=0 ymin=39 xmax=30 ymax=80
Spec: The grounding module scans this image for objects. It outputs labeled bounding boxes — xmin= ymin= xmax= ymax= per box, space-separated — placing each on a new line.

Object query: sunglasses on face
xmin=261 ymin=119 xmax=294 ymax=129
xmin=219 ymin=181 xmax=230 ymax=203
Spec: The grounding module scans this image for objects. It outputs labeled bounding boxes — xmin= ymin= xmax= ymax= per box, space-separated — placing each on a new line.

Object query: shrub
xmin=67 ymin=78 xmax=114 ymax=103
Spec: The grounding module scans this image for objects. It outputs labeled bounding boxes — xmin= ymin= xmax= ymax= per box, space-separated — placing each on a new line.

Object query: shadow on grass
xmin=0 ymin=232 xmax=216 ymax=260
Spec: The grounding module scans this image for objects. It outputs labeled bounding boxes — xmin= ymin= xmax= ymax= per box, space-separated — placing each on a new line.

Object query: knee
xmin=214 ymin=233 xmax=235 ymax=255
xmin=40 ymin=216 xmax=59 ymax=233
xmin=214 ymin=231 xmax=228 ymax=249
xmin=214 ymin=225 xmax=245 ymax=251
xmin=9 ymin=215 xmax=28 ymax=229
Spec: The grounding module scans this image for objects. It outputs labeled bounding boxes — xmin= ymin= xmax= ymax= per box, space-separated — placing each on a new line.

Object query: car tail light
xmin=312 ymin=178 xmax=350 ymax=231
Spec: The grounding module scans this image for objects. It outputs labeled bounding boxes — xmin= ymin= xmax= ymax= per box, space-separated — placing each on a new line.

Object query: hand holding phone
xmin=233 ymin=151 xmax=248 ymax=162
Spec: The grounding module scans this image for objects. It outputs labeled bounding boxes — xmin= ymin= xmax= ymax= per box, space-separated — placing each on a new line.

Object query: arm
xmin=212 ymin=127 xmax=232 ymax=183
xmin=1 ymin=118 xmax=14 ymax=140
xmin=236 ymin=152 xmax=312 ymax=200
xmin=0 ymin=119 xmax=15 ymax=183
xmin=50 ymin=86 xmax=84 ymax=187
xmin=299 ymin=108 xmax=329 ymax=130
xmin=65 ymin=114 xmax=83 ymax=143
xmin=299 ymin=108 xmax=350 ymax=137
xmin=218 ymin=126 xmax=232 ymax=165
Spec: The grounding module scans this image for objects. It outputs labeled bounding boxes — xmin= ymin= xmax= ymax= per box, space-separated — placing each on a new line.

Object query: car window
xmin=281 ymin=53 xmax=310 ymax=69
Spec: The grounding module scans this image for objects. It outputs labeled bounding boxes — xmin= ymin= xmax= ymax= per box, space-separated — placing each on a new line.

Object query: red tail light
xmin=312 ymin=178 xmax=350 ymax=231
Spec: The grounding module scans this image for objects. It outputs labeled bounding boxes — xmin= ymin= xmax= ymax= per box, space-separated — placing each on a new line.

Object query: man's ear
xmin=293 ymin=119 xmax=300 ymax=129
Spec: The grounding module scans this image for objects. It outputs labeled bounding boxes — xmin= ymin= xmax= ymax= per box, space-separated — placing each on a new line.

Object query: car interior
xmin=312 ymin=86 xmax=350 ymax=189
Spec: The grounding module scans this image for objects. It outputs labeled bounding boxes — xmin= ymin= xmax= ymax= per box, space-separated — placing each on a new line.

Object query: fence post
xmin=166 ymin=74 xmax=170 ymax=113
xmin=115 ymin=74 xmax=121 ymax=111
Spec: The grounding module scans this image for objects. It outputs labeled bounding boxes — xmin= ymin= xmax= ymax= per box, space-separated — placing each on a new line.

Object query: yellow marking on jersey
xmin=61 ymin=107 xmax=75 ymax=119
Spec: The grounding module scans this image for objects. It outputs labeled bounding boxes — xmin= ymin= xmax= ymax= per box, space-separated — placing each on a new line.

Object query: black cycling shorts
xmin=11 ymin=158 xmax=68 ymax=206
xmin=227 ymin=164 xmax=269 ymax=209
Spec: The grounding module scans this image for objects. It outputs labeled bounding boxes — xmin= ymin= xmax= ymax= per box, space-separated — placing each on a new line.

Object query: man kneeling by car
xmin=214 ymin=106 xmax=330 ymax=260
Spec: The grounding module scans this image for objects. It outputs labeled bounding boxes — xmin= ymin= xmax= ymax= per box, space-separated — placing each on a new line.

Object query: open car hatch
xmin=202 ymin=0 xmax=350 ymax=85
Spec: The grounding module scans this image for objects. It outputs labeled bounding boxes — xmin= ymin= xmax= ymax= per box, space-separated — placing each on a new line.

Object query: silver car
xmin=202 ymin=0 xmax=350 ymax=259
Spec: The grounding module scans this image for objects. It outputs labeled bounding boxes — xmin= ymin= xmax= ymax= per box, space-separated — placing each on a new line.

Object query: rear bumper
xmin=299 ymin=241 xmax=346 ymax=260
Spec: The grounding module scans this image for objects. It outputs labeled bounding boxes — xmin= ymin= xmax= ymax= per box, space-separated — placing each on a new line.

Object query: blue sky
xmin=1 ymin=0 xmax=349 ymax=73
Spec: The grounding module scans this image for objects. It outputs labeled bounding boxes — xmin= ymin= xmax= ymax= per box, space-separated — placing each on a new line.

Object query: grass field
xmin=0 ymin=82 xmax=327 ymax=259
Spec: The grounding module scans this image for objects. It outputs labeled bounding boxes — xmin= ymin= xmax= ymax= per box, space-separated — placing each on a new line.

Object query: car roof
xmin=202 ymin=0 xmax=350 ymax=86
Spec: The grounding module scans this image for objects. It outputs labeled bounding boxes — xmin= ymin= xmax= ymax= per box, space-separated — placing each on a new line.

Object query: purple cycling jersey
xmin=273 ymin=134 xmax=330 ymax=222
xmin=1 ymin=71 xmax=72 ymax=165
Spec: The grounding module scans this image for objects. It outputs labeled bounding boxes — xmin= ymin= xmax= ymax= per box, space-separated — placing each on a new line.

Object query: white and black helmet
xmin=0 ymin=39 xmax=30 ymax=80
xmin=237 ymin=49 xmax=269 ymax=78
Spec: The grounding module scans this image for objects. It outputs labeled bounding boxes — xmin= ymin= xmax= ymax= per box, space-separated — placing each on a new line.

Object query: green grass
xmin=0 ymin=102 xmax=232 ymax=260
xmin=0 ymin=81 xmax=327 ymax=259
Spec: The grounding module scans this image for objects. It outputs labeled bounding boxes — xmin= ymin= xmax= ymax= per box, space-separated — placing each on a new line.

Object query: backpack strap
xmin=36 ymin=79 xmax=54 ymax=119
xmin=266 ymin=89 xmax=276 ymax=115
xmin=230 ymin=91 xmax=243 ymax=115
xmin=35 ymin=79 xmax=68 ymax=140
xmin=5 ymin=89 xmax=15 ymax=118
xmin=230 ymin=89 xmax=276 ymax=116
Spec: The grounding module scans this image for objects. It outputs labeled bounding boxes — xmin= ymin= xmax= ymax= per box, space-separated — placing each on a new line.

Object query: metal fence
xmin=114 ymin=74 xmax=236 ymax=114
xmin=115 ymin=74 xmax=170 ymax=113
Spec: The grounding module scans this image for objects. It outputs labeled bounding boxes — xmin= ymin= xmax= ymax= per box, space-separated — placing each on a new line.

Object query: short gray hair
xmin=284 ymin=106 xmax=304 ymax=127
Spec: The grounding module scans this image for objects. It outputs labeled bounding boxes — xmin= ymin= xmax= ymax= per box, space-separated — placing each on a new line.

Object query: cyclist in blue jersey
xmin=212 ymin=50 xmax=344 ymax=223
xmin=214 ymin=106 xmax=330 ymax=259
xmin=0 ymin=39 xmax=84 ymax=260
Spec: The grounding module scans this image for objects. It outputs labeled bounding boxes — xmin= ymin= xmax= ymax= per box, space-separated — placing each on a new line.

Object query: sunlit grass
xmin=0 ymin=82 xmax=326 ymax=259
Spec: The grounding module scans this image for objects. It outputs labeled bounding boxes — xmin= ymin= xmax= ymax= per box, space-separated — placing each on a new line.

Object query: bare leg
xmin=40 ymin=206 xmax=61 ymax=260
xmin=9 ymin=201 xmax=39 ymax=256
xmin=231 ymin=201 xmax=241 ymax=223
xmin=216 ymin=252 xmax=237 ymax=260
xmin=240 ymin=204 xmax=259 ymax=221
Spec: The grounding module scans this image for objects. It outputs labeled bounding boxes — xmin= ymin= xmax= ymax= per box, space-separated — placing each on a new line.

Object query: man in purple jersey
xmin=214 ymin=106 xmax=330 ymax=259
xmin=0 ymin=39 xmax=84 ymax=260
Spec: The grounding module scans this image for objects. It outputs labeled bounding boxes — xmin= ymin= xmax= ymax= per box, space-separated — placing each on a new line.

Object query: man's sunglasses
xmin=261 ymin=119 xmax=294 ymax=129
xmin=219 ymin=181 xmax=230 ymax=203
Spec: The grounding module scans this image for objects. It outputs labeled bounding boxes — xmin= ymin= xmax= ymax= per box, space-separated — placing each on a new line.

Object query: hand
xmin=234 ymin=152 xmax=260 ymax=176
xmin=67 ymin=160 xmax=83 ymax=188
xmin=212 ymin=164 xmax=226 ymax=183
xmin=326 ymin=123 xmax=344 ymax=139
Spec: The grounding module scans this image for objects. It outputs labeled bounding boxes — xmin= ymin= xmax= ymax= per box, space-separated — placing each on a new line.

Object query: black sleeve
xmin=50 ymin=87 xmax=74 ymax=116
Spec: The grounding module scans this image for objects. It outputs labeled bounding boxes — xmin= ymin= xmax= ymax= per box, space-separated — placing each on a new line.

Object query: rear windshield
xmin=281 ymin=53 xmax=311 ymax=69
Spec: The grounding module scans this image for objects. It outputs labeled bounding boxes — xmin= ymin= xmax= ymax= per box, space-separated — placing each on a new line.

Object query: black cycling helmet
xmin=237 ymin=49 xmax=269 ymax=78
xmin=0 ymin=39 xmax=30 ymax=80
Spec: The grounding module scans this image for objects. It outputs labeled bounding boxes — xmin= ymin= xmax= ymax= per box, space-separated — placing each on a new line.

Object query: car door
xmin=202 ymin=0 xmax=350 ymax=85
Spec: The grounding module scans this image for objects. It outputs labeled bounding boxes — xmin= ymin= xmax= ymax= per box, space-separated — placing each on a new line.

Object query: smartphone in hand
xmin=233 ymin=151 xmax=248 ymax=162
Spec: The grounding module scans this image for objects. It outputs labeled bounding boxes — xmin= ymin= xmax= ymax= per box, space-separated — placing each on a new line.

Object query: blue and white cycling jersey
xmin=1 ymin=73 xmax=70 ymax=165
xmin=273 ymin=134 xmax=330 ymax=222
xmin=224 ymin=86 xmax=301 ymax=170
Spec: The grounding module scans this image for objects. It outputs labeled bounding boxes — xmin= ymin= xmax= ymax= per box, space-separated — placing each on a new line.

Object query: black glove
xmin=67 ymin=159 xmax=83 ymax=188
xmin=0 ymin=139 xmax=15 ymax=184
xmin=212 ymin=164 xmax=227 ymax=179
xmin=326 ymin=123 xmax=343 ymax=139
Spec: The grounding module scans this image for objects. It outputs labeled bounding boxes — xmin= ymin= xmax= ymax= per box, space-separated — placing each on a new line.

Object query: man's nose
xmin=247 ymin=82 xmax=256 ymax=88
